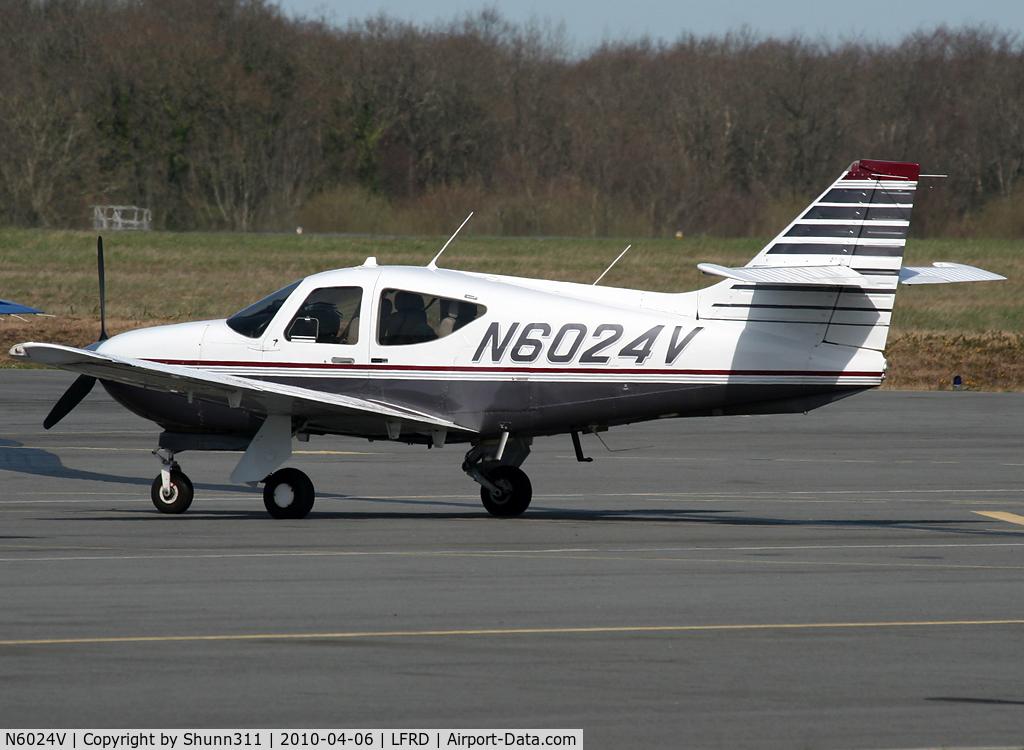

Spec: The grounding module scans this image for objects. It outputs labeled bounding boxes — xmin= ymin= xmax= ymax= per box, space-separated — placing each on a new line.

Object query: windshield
xmin=226 ymin=281 xmax=301 ymax=338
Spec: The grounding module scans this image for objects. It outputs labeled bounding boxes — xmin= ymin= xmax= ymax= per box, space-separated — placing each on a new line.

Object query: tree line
xmin=2 ymin=0 xmax=1023 ymax=237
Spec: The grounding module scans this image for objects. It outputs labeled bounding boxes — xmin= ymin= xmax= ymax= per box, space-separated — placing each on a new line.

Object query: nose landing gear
xmin=150 ymin=449 xmax=194 ymax=514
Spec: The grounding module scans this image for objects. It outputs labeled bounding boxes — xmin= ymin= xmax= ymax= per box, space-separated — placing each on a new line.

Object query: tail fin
xmin=698 ymin=159 xmax=919 ymax=351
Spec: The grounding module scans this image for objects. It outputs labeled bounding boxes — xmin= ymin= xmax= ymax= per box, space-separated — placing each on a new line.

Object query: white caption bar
xmin=0 ymin=731 xmax=582 ymax=750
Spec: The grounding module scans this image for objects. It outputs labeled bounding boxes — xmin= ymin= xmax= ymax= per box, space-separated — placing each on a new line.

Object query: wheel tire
xmin=480 ymin=465 xmax=532 ymax=517
xmin=263 ymin=468 xmax=315 ymax=519
xmin=150 ymin=470 xmax=194 ymax=514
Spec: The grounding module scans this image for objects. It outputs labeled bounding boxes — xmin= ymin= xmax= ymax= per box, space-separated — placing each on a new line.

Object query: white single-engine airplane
xmin=10 ymin=160 xmax=1005 ymax=519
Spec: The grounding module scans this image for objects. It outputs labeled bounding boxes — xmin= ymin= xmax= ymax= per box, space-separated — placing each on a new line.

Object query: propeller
xmin=98 ymin=235 xmax=108 ymax=342
xmin=43 ymin=236 xmax=108 ymax=430
xmin=43 ymin=373 xmax=98 ymax=429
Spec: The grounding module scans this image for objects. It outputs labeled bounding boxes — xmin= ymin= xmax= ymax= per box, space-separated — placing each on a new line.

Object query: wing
xmin=9 ymin=342 xmax=473 ymax=435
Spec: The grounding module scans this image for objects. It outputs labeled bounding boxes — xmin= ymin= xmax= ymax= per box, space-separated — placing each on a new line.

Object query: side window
xmin=285 ymin=287 xmax=362 ymax=344
xmin=377 ymin=289 xmax=486 ymax=346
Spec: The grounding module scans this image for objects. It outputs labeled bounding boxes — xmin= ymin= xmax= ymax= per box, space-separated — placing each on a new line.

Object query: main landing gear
xmin=463 ymin=434 xmax=533 ymax=518
xmin=151 ymin=448 xmax=315 ymax=518
xmin=479 ymin=465 xmax=532 ymax=517
xmin=262 ymin=467 xmax=315 ymax=519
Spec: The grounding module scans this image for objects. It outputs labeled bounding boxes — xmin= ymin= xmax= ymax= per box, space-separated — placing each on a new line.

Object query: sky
xmin=275 ymin=0 xmax=1024 ymax=49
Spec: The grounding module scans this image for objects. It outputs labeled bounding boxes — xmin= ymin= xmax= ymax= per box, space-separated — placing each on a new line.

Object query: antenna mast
xmin=428 ymin=212 xmax=474 ymax=269
xmin=593 ymin=245 xmax=631 ymax=285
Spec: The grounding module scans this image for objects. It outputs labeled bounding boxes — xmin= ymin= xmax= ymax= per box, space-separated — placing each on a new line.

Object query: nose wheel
xmin=263 ymin=468 xmax=316 ymax=519
xmin=150 ymin=469 xmax=194 ymax=514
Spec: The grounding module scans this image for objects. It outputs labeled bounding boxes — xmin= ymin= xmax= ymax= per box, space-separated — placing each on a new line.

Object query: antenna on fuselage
xmin=593 ymin=245 xmax=631 ymax=286
xmin=427 ymin=212 xmax=473 ymax=270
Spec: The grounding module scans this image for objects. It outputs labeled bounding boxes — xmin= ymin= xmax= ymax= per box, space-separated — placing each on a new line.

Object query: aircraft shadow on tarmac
xmin=473 ymin=508 xmax=1011 ymax=536
xmin=0 ymin=439 xmax=249 ymax=495
xmin=926 ymin=697 xmax=1024 ymax=706
xmin=80 ymin=503 xmax=1018 ymax=537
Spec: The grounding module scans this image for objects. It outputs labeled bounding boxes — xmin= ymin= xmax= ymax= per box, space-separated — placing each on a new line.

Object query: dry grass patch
xmin=883 ymin=332 xmax=1024 ymax=391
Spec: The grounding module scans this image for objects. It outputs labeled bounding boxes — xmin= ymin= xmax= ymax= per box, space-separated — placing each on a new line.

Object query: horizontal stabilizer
xmin=698 ymin=263 xmax=873 ymax=287
xmin=700 ymin=261 xmax=1005 ymax=288
xmin=898 ymin=262 xmax=1006 ymax=285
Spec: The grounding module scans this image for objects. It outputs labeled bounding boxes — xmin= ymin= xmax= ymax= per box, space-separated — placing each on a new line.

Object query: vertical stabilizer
xmin=699 ymin=160 xmax=919 ymax=351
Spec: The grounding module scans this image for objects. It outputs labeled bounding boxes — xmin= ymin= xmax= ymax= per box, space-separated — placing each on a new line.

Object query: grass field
xmin=1 ymin=229 xmax=1021 ymax=389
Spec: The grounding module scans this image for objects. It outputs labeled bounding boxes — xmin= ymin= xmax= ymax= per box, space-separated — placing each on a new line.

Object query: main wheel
xmin=480 ymin=465 xmax=532 ymax=517
xmin=263 ymin=468 xmax=315 ymax=519
xmin=150 ymin=470 xmax=194 ymax=514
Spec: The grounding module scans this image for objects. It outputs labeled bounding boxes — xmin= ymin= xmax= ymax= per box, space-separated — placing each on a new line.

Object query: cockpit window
xmin=377 ymin=288 xmax=486 ymax=346
xmin=226 ymin=281 xmax=301 ymax=338
xmin=285 ymin=287 xmax=362 ymax=344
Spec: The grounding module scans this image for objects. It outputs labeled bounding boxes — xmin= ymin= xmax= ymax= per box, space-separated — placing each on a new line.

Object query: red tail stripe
xmin=843 ymin=160 xmax=919 ymax=181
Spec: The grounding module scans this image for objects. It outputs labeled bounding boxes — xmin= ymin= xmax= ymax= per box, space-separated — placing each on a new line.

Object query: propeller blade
xmin=43 ymin=375 xmax=97 ymax=430
xmin=97 ymin=236 xmax=108 ymax=341
xmin=45 ymin=239 xmax=108 ymax=428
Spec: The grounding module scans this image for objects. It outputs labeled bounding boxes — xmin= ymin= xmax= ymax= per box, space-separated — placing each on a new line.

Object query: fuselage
xmin=96 ymin=261 xmax=885 ymax=442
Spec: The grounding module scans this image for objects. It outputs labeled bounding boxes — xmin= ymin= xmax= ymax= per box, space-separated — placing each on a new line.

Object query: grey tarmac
xmin=2 ymin=370 xmax=1024 ymax=750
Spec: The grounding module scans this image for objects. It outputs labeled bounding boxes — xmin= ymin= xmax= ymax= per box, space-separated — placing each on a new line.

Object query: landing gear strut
xmin=151 ymin=449 xmax=193 ymax=514
xmin=464 ymin=435 xmax=533 ymax=518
